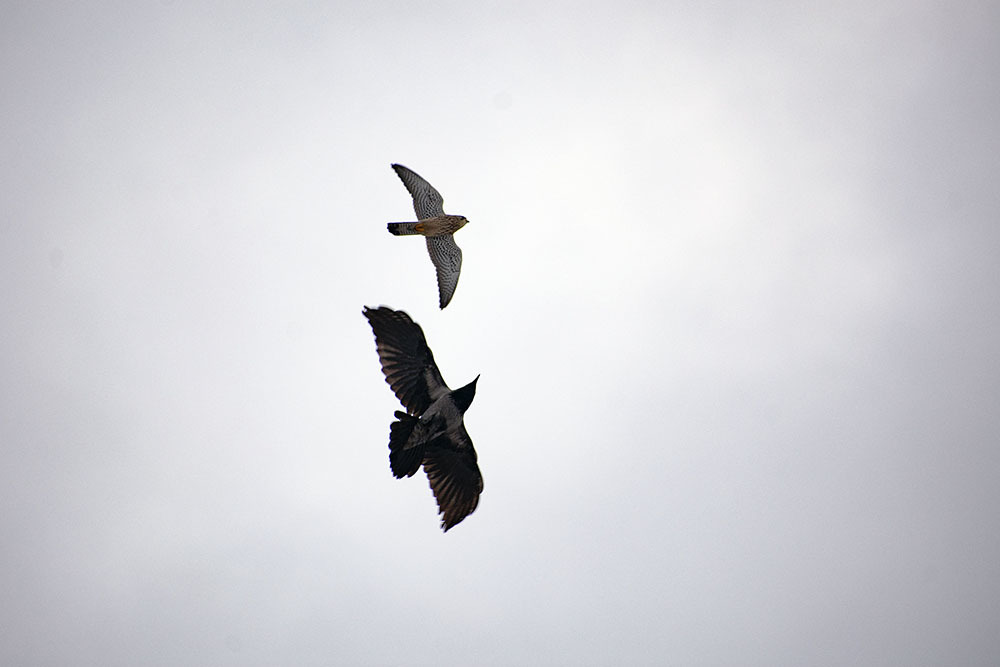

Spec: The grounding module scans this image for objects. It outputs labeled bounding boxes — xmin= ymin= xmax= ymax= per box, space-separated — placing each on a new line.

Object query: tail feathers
xmin=388 ymin=411 xmax=424 ymax=478
xmin=388 ymin=222 xmax=421 ymax=236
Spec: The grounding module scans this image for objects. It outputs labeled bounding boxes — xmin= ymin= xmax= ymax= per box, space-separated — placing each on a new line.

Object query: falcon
xmin=362 ymin=305 xmax=483 ymax=531
xmin=387 ymin=163 xmax=469 ymax=309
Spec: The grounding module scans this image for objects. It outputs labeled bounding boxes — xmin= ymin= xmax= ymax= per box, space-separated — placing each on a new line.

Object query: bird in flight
xmin=363 ymin=305 xmax=483 ymax=531
xmin=388 ymin=164 xmax=468 ymax=309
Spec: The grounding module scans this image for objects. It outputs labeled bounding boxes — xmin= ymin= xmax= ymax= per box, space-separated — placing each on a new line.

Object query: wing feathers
xmin=391 ymin=164 xmax=445 ymax=220
xmin=363 ymin=306 xmax=449 ymax=413
xmin=423 ymin=429 xmax=483 ymax=531
xmin=426 ymin=236 xmax=463 ymax=309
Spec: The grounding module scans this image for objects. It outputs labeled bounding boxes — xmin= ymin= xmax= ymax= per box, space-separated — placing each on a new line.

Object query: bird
xmin=387 ymin=163 xmax=468 ymax=309
xmin=362 ymin=305 xmax=483 ymax=531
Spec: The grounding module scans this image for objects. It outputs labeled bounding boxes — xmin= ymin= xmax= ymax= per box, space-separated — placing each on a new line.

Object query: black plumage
xmin=363 ymin=306 xmax=483 ymax=531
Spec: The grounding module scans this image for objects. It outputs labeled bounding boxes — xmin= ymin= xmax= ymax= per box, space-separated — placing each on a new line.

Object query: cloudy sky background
xmin=3 ymin=1 xmax=999 ymax=664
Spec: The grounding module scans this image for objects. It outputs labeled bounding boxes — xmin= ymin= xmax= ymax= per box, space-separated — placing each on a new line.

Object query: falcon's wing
xmin=425 ymin=236 xmax=463 ymax=309
xmin=363 ymin=306 xmax=450 ymax=414
xmin=392 ymin=164 xmax=445 ymax=220
xmin=423 ymin=426 xmax=483 ymax=532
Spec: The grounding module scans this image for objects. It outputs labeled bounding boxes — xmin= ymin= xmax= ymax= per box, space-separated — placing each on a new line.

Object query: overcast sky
xmin=3 ymin=1 xmax=999 ymax=665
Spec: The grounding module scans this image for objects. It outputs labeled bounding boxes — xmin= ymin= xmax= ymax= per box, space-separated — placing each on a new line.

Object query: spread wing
xmin=392 ymin=163 xmax=445 ymax=220
xmin=363 ymin=306 xmax=450 ymax=414
xmin=425 ymin=236 xmax=463 ymax=309
xmin=423 ymin=426 xmax=483 ymax=532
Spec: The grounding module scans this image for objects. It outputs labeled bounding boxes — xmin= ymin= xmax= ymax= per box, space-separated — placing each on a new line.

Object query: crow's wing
xmin=363 ymin=306 xmax=450 ymax=414
xmin=423 ymin=426 xmax=483 ymax=532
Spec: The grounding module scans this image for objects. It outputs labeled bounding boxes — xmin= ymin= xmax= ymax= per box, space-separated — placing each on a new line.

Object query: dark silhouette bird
xmin=362 ymin=305 xmax=483 ymax=531
xmin=387 ymin=163 xmax=468 ymax=309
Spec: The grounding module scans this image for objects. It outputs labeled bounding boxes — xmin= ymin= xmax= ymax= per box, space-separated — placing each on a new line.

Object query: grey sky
xmin=2 ymin=1 xmax=999 ymax=665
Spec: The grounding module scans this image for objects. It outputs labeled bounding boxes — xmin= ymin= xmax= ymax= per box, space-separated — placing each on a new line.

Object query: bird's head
xmin=452 ymin=374 xmax=479 ymax=413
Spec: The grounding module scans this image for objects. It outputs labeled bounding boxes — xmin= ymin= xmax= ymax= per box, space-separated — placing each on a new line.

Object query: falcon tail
xmin=387 ymin=222 xmax=422 ymax=236
xmin=388 ymin=411 xmax=424 ymax=478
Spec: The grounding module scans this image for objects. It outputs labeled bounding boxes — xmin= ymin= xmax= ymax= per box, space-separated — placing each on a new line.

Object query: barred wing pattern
xmin=392 ymin=164 xmax=445 ymax=220
xmin=425 ymin=236 xmax=463 ymax=309
xmin=362 ymin=306 xmax=449 ymax=415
